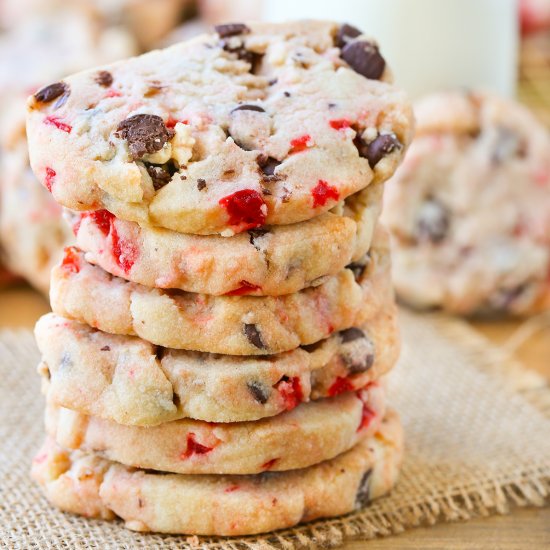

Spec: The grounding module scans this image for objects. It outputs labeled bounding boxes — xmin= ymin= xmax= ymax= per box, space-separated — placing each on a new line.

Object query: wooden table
xmin=1 ymin=285 xmax=549 ymax=548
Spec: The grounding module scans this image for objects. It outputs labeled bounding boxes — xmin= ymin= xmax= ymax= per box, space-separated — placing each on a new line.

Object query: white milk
xmin=263 ymin=0 xmax=518 ymax=98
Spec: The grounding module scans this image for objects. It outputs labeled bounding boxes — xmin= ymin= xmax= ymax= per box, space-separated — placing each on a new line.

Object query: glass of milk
xmin=263 ymin=0 xmax=519 ymax=99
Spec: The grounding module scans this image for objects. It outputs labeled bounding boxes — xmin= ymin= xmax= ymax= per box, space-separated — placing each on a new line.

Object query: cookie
xmin=383 ymin=90 xmax=550 ymax=315
xmin=68 ymin=184 xmax=382 ymax=296
xmin=36 ymin=308 xmax=398 ymax=424
xmin=45 ymin=383 xmax=385 ymax=475
xmin=32 ymin=410 xmax=403 ymax=535
xmin=27 ymin=20 xmax=413 ymax=235
xmin=50 ymin=228 xmax=392 ymax=355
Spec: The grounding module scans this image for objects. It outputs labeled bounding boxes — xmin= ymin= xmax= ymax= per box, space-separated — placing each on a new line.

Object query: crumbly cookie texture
xmin=68 ymin=183 xmax=382 ymax=296
xmin=32 ymin=411 xmax=403 ymax=536
xmin=45 ymin=384 xmax=385 ymax=475
xmin=27 ymin=20 xmax=413 ymax=235
xmin=383 ymin=90 xmax=550 ymax=315
xmin=36 ymin=309 xmax=399 ymax=424
xmin=49 ymin=227 xmax=393 ymax=355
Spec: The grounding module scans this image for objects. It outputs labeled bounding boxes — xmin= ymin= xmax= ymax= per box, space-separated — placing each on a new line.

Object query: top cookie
xmin=26 ymin=20 xmax=413 ymax=235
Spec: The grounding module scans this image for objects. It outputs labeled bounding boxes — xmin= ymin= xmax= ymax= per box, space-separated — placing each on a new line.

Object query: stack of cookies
xmin=27 ymin=21 xmax=413 ymax=536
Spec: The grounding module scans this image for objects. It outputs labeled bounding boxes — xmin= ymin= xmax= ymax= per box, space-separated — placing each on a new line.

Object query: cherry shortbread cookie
xmin=32 ymin=410 xmax=403 ymax=535
xmin=44 ymin=383 xmax=385 ymax=475
xmin=68 ymin=184 xmax=382 ymax=296
xmin=36 ymin=310 xmax=399 ymax=424
xmin=383 ymin=91 xmax=550 ymax=315
xmin=27 ymin=20 xmax=413 ymax=235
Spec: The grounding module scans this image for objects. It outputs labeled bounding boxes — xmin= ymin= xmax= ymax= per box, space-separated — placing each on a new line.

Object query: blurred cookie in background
xmin=383 ymin=90 xmax=550 ymax=316
xmin=520 ymin=0 xmax=550 ymax=34
xmin=0 ymin=11 xmax=137 ymax=293
xmin=0 ymin=0 xmax=195 ymax=51
xmin=198 ymin=0 xmax=261 ymax=24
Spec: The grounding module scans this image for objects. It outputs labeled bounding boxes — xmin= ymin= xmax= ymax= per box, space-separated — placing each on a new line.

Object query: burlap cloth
xmin=1 ymin=309 xmax=549 ymax=549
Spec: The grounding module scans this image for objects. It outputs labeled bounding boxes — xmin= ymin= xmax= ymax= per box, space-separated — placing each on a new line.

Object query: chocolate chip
xmin=284 ymin=91 xmax=291 ymax=98
xmin=336 ymin=23 xmax=362 ymax=48
xmin=416 ymin=198 xmax=450 ymax=244
xmin=489 ymin=284 xmax=527 ymax=311
xmin=247 ymin=380 xmax=270 ymax=404
xmin=215 ymin=23 xmax=250 ymax=38
xmin=145 ymin=163 xmax=174 ymax=190
xmin=355 ymin=133 xmax=402 ymax=168
xmin=243 ymin=323 xmax=266 ymax=349
xmin=340 ymin=329 xmax=375 ymax=374
xmin=492 ymin=127 xmax=525 ymax=164
xmin=34 ymin=82 xmax=69 ymax=104
xmin=346 ymin=262 xmax=367 ymax=281
xmin=281 ymin=187 xmax=292 ymax=203
xmin=59 ymin=353 xmax=72 ymax=370
xmin=95 ymin=71 xmax=113 ymax=87
xmin=232 ymin=104 xmax=265 ymax=113
xmin=341 ymin=40 xmax=386 ymax=80
xmin=115 ymin=114 xmax=175 ymax=160
xmin=257 ymin=156 xmax=281 ymax=178
xmin=249 ymin=228 xmax=269 ymax=250
xmin=355 ymin=469 xmax=372 ymax=508
xmin=197 ymin=178 xmax=206 ymax=191
xmin=100 ymin=345 xmax=111 ymax=351
xmin=340 ymin=327 xmax=365 ymax=343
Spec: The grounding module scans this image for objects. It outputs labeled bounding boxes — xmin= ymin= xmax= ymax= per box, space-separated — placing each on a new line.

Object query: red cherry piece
xmin=224 ymin=485 xmax=240 ymax=493
xmin=110 ymin=221 xmax=138 ymax=273
xmin=275 ymin=376 xmax=303 ymax=411
xmin=261 ymin=458 xmax=279 ymax=471
xmin=224 ymin=280 xmax=262 ymax=296
xmin=311 ymin=180 xmax=340 ymax=208
xmin=289 ymin=134 xmax=312 ymax=154
xmin=88 ymin=209 xmax=115 ymax=237
xmin=105 ymin=89 xmax=122 ymax=98
xmin=44 ymin=115 xmax=72 ymax=133
xmin=180 ymin=433 xmax=214 ymax=459
xmin=329 ymin=119 xmax=352 ymax=130
xmin=44 ymin=167 xmax=56 ymax=192
xmin=61 ymin=246 xmax=81 ymax=274
xmin=357 ymin=403 xmax=376 ymax=432
xmin=219 ymin=189 xmax=267 ymax=232
xmin=328 ymin=376 xmax=355 ymax=397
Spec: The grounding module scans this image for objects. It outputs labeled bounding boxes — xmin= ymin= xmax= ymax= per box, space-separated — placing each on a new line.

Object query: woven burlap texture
xmin=1 ymin=309 xmax=549 ymax=549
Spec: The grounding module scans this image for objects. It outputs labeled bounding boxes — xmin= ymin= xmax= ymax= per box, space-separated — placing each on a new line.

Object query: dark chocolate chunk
xmin=215 ymin=23 xmax=250 ymax=38
xmin=492 ymin=127 xmax=525 ymax=164
xmin=145 ymin=163 xmax=173 ymax=190
xmin=284 ymin=91 xmax=291 ymax=98
xmin=243 ymin=323 xmax=266 ymax=349
xmin=95 ymin=70 xmax=113 ymax=87
xmin=100 ymin=345 xmax=111 ymax=351
xmin=249 ymin=228 xmax=269 ymax=250
xmin=247 ymin=380 xmax=270 ymax=404
xmin=257 ymin=155 xmax=281 ymax=177
xmin=416 ymin=198 xmax=450 ymax=244
xmin=34 ymin=82 xmax=69 ymax=104
xmin=355 ymin=469 xmax=373 ymax=508
xmin=340 ymin=327 xmax=366 ymax=343
xmin=336 ymin=23 xmax=362 ymax=48
xmin=59 ymin=353 xmax=72 ymax=370
xmin=341 ymin=40 xmax=386 ymax=80
xmin=232 ymin=104 xmax=265 ymax=113
xmin=197 ymin=178 xmax=207 ymax=191
xmin=355 ymin=133 xmax=402 ymax=168
xmin=489 ymin=284 xmax=527 ymax=311
xmin=346 ymin=262 xmax=367 ymax=282
xmin=115 ymin=114 xmax=175 ymax=160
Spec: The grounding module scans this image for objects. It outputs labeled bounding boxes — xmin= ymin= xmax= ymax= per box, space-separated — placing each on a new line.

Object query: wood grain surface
xmin=1 ymin=284 xmax=548 ymax=548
